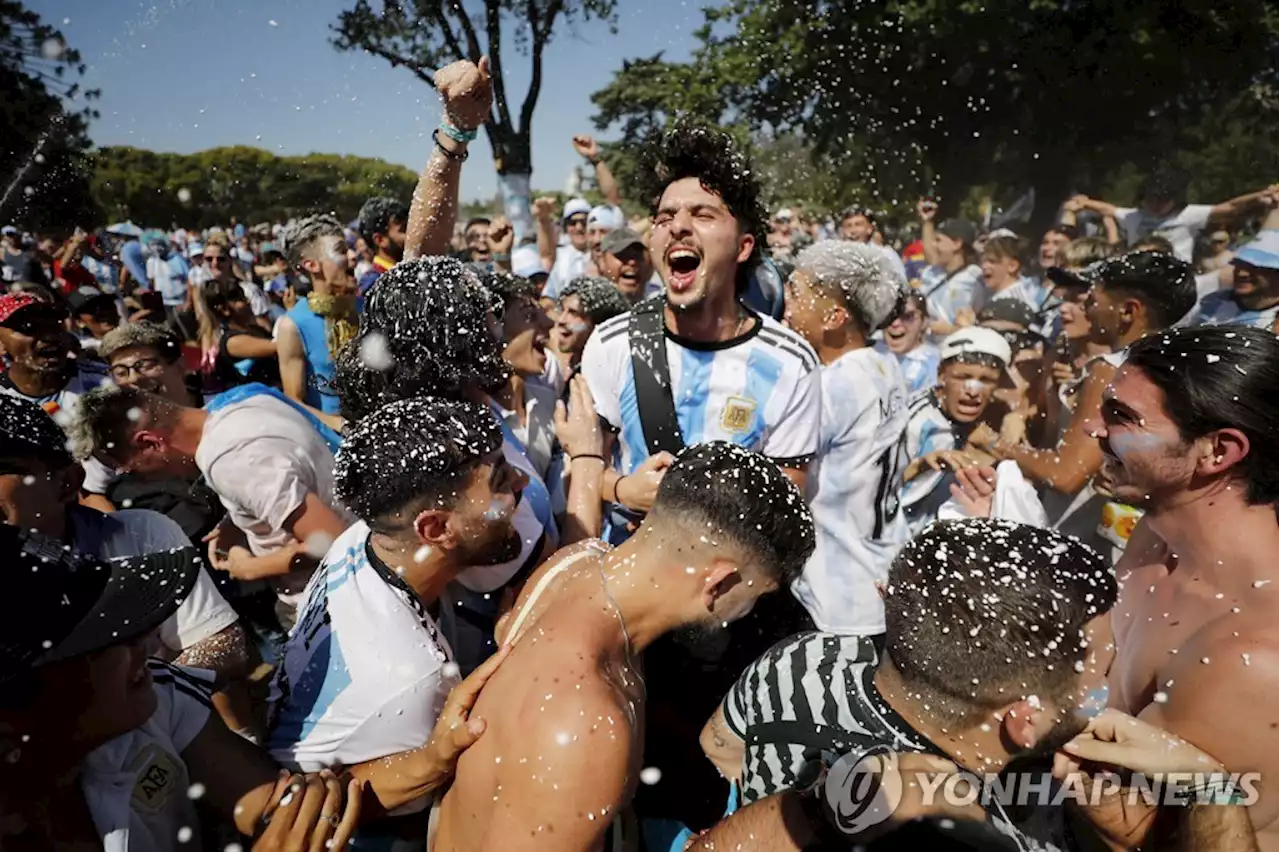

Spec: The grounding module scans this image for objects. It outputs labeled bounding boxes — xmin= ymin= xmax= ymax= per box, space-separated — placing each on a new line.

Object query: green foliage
xmin=592 ymin=0 xmax=1279 ymax=233
xmin=90 ymin=146 xmax=419 ymax=229
xmin=332 ymin=0 xmax=617 ymax=176
xmin=0 ymin=0 xmax=102 ymax=230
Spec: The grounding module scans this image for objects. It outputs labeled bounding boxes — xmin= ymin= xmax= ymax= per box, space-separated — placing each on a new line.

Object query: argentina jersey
xmin=1195 ymin=290 xmax=1279 ymax=332
xmin=921 ymin=263 xmax=985 ymax=328
xmin=581 ymin=307 xmax=821 ymax=477
xmin=897 ymin=391 xmax=964 ymax=534
xmin=266 ymin=522 xmax=458 ymax=793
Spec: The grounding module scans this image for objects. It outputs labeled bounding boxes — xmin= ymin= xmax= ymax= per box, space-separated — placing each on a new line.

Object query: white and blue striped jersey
xmin=920 ymin=263 xmax=984 ymax=327
xmin=875 ymin=340 xmax=940 ymax=397
xmin=267 ymin=522 xmax=458 ymax=807
xmin=897 ymin=391 xmax=969 ymax=534
xmin=990 ymin=276 xmax=1052 ymax=315
xmin=581 ymin=308 xmax=821 ymax=476
xmin=792 ymin=348 xmax=910 ymax=636
xmin=1194 ymin=291 xmax=1278 ymax=332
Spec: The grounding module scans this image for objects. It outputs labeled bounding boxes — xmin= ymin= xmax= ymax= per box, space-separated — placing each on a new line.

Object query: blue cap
xmin=1233 ymin=229 xmax=1279 ymax=270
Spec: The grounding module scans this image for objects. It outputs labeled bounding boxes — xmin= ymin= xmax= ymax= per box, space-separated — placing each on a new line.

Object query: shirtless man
xmin=1085 ymin=325 xmax=1278 ymax=849
xmin=430 ymin=442 xmax=815 ymax=851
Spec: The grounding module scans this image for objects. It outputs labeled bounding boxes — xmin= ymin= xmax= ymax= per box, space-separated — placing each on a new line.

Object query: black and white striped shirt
xmin=722 ymin=631 xmax=936 ymax=805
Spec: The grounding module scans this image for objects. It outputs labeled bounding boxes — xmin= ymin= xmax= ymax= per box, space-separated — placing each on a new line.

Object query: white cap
xmin=562 ymin=198 xmax=592 ymax=221
xmin=512 ymin=244 xmax=546 ymax=278
xmin=939 ymin=327 xmax=1011 ymax=367
xmin=586 ymin=205 xmax=624 ymax=232
xmin=187 ymin=242 xmax=205 ymax=257
xmin=774 ymin=207 xmax=793 ymax=220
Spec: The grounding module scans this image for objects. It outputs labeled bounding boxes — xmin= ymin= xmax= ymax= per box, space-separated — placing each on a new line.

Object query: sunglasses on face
xmin=205 ymin=255 xmax=230 ymax=265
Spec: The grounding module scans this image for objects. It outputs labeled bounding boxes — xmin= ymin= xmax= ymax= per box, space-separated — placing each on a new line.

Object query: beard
xmin=461 ymin=522 xmax=523 ymax=567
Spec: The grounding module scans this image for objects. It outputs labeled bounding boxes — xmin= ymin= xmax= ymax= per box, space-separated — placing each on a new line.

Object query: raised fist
xmin=532 ymin=196 xmax=558 ymax=221
xmin=916 ymin=197 xmax=938 ymax=222
xmin=434 ymin=56 xmax=493 ymax=132
xmin=572 ymin=135 xmax=600 ymax=161
xmin=488 ymin=216 xmax=514 ymax=254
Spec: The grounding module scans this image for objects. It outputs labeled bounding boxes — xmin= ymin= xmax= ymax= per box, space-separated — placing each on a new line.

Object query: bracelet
xmin=610 ymin=474 xmax=628 ymax=505
xmin=571 ymin=453 xmax=606 ymax=464
xmin=438 ymin=120 xmax=479 ymax=144
xmin=432 ymin=129 xmax=469 ymax=161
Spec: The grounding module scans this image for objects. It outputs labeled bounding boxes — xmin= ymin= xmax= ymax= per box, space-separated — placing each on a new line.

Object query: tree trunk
xmin=487 ymin=123 xmax=533 ymax=241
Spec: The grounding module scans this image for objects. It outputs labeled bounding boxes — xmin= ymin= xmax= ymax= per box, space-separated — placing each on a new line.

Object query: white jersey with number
xmin=581 ymin=307 xmax=821 ymax=475
xmin=792 ymin=348 xmax=910 ymax=636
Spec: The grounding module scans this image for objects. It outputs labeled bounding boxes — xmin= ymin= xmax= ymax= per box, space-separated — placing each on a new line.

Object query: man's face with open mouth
xmin=651 ymin=177 xmax=753 ymax=311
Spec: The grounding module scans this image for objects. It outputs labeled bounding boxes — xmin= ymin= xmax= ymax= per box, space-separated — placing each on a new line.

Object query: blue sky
xmin=36 ymin=0 xmax=705 ymax=201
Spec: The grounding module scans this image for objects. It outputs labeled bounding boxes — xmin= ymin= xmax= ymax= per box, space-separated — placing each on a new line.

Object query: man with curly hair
xmin=578 ymin=119 xmax=823 ymax=827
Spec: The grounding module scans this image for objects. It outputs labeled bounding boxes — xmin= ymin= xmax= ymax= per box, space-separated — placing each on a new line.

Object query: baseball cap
xmin=1 ymin=226 xmax=17 ymax=237
xmin=600 ymin=227 xmax=645 ymax=257
xmin=586 ymin=205 xmax=624 ymax=232
xmin=0 ymin=394 xmax=71 ymax=464
xmin=0 ymin=525 xmax=200 ymax=687
xmin=978 ymin=299 xmax=1039 ymax=330
xmin=187 ymin=241 xmax=205 ymax=258
xmin=0 ymin=292 xmax=64 ymax=326
xmin=939 ymin=327 xmax=1012 ymax=367
xmin=1233 ymin=229 xmax=1279 ymax=271
xmin=774 ymin=207 xmax=793 ymax=221
xmin=511 ymin=245 xmax=547 ymax=279
xmin=562 ymin=198 xmax=591 ymax=222
xmin=1080 ymin=251 xmax=1195 ymax=294
xmin=1044 ymin=265 xmax=1093 ymax=292
xmin=937 ymin=219 xmax=977 ymax=246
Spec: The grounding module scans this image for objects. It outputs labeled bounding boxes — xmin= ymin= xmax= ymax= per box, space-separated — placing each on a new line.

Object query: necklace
xmin=597 ymin=567 xmax=646 ymax=700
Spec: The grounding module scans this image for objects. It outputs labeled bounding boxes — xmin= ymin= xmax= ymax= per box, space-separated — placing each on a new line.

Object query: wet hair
xmin=635 ymin=119 xmax=767 ymax=294
xmin=981 ymin=234 xmax=1026 ymax=269
xmin=884 ymin=519 xmax=1116 ymax=726
xmin=1058 ymin=236 xmax=1117 ymax=271
xmin=840 ymin=206 xmax=878 ymax=229
xmin=99 ymin=321 xmax=182 ymax=365
xmin=0 ymin=394 xmax=71 ymax=468
xmin=1132 ymin=235 xmax=1174 ymax=255
xmin=335 ymin=256 xmax=509 ymax=421
xmin=1093 ymin=250 xmax=1197 ymax=330
xmin=357 ymin=197 xmax=410 ymax=248
xmin=334 ymin=397 xmax=502 ymax=532
xmin=69 ymin=384 xmax=173 ymax=466
xmin=280 ymin=213 xmax=345 ymax=269
xmin=1124 ymin=326 xmax=1278 ymax=505
xmin=560 ymin=276 xmax=630 ymax=325
xmin=479 ymin=270 xmax=538 ymax=320
xmin=648 ymin=442 xmax=815 ymax=586
xmin=794 ymin=240 xmax=907 ymax=331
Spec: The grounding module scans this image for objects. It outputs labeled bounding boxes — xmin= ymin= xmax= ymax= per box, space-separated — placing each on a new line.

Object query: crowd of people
xmin=0 ymin=56 xmax=1276 ymax=852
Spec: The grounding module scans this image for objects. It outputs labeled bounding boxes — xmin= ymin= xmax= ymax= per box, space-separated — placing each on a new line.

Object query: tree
xmin=592 ymin=0 xmax=1279 ymax=237
xmin=332 ymin=0 xmax=617 ymax=235
xmin=0 ymin=0 xmax=102 ymax=230
xmin=91 ymin=146 xmax=419 ymax=228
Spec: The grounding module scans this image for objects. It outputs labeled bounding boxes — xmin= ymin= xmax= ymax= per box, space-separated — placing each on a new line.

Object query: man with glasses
xmin=536 ymin=197 xmax=593 ymax=300
xmin=204 ymin=238 xmax=271 ymax=331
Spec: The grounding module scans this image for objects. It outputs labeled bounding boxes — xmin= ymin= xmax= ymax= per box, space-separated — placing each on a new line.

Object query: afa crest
xmin=720 ymin=396 xmax=757 ymax=433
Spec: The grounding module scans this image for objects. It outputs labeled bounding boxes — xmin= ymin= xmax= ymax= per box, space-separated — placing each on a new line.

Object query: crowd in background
xmin=0 ymin=56 xmax=1276 ymax=852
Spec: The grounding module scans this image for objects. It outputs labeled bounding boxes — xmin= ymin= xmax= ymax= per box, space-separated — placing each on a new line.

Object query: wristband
xmin=438 ymin=120 xmax=479 ymax=144
xmin=610 ymin=473 xmax=628 ymax=505
xmin=492 ymin=251 xmax=511 ymax=263
xmin=432 ymin=129 xmax=469 ymax=161
xmin=571 ymin=453 xmax=606 ymax=464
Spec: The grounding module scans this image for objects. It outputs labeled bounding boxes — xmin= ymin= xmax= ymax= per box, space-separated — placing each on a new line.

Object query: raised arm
xmin=573 ymin=135 xmax=621 ymax=208
xmin=980 ymin=359 xmax=1113 ymax=495
xmin=404 ymin=57 xmax=493 ymax=261
xmin=1208 ymin=184 xmax=1279 ymax=225
xmin=533 ymin=197 xmax=559 ymax=272
xmin=917 ymin=198 xmax=939 ymax=267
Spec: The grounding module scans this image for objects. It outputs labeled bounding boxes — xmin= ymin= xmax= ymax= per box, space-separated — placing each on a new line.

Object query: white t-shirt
xmin=82 ymin=661 xmax=213 ymax=852
xmin=71 ymin=506 xmax=238 ymax=655
xmin=146 ymin=256 xmax=186 ymax=306
xmin=792 ymin=348 xmax=911 ymax=636
xmin=266 ymin=521 xmax=458 ymax=812
xmin=195 ymin=394 xmax=353 ymax=601
xmin=1113 ymin=204 xmax=1213 ymax=262
xmin=581 ymin=309 xmax=822 ymax=476
xmin=543 ymin=244 xmax=590 ymax=300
